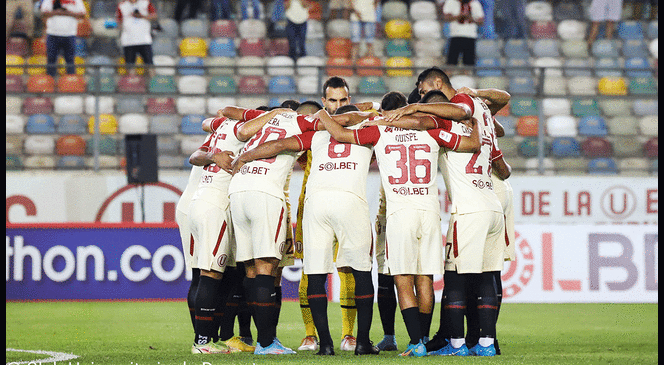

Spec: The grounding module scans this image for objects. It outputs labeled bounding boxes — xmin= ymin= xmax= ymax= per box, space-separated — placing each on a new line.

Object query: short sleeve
xmin=243 ymin=109 xmax=264 ymax=121
xmin=450 ymin=93 xmax=475 ymax=115
xmin=430 ymin=116 xmax=453 ymax=131
xmin=490 ymin=137 xmax=503 ymax=162
xmin=294 ymin=131 xmax=316 ymax=151
xmin=428 ymin=128 xmax=461 ymax=150
xmin=355 ymin=125 xmax=381 ymax=146
xmin=296 ymin=114 xmax=318 ymax=132
xmin=198 ymin=133 xmax=214 ymax=152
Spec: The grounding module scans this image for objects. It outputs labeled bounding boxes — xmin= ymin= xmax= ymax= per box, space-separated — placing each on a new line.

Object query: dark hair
xmin=420 ymin=89 xmax=449 ymax=103
xmin=256 ymin=105 xmax=270 ymax=111
xmin=417 ymin=66 xmax=451 ymax=88
xmin=334 ymin=104 xmax=360 ymax=115
xmin=322 ymin=76 xmax=349 ymax=97
xmin=407 ymin=87 xmax=421 ymax=104
xmin=280 ymin=99 xmax=301 ymax=111
xmin=380 ymin=91 xmax=408 ymax=111
xmin=296 ymin=100 xmax=323 ymax=114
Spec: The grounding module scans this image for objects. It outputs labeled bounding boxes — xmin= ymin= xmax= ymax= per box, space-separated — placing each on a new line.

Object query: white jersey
xmin=356 ymin=124 xmax=463 ymax=217
xmin=176 ymin=164 xmax=204 ymax=214
xmin=228 ymin=110 xmax=317 ymax=200
xmin=191 ymin=117 xmax=245 ymax=208
xmin=117 ymin=0 xmax=157 ymax=46
xmin=438 ymin=93 xmax=503 ymax=214
xmin=296 ymin=130 xmax=373 ymax=202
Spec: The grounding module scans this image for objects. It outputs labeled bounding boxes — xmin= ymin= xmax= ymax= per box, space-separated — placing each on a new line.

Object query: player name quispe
xmin=239 ymin=165 xmax=270 ymax=175
xmin=393 ymin=187 xmax=429 ymax=196
xmin=394 ymin=132 xmax=419 ymax=142
xmin=319 ymin=161 xmax=358 ymax=171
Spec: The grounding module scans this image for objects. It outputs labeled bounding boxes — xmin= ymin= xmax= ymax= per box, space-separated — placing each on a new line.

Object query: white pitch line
xmin=6 ymin=348 xmax=79 ymax=365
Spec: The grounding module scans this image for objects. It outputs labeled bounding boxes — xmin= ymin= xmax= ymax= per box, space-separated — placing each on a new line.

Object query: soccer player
xmin=319 ymin=99 xmax=481 ymax=357
xmin=227 ymin=102 xmax=322 ymax=355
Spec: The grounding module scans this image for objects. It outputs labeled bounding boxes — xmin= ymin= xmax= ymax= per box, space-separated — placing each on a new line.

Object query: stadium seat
xmin=176 ymin=97 xmax=206 ymax=115
xmin=591 ymin=40 xmax=620 ymax=58
xmin=24 ymin=135 xmax=56 ymax=155
xmin=578 ymin=116 xmax=608 ymax=136
xmin=541 ymin=98 xmax=571 ymax=116
xmin=26 ymin=55 xmax=47 ymax=75
xmin=449 ymin=74 xmax=477 ymax=89
xmin=599 ymin=99 xmax=631 ymax=116
xmin=598 ymin=76 xmax=628 ymax=95
xmin=625 ymin=57 xmax=653 ymax=77
xmin=644 ymin=137 xmax=657 ymax=158
xmin=410 ymin=1 xmax=438 ymax=20
xmin=385 ymin=19 xmax=412 ymax=39
xmin=6 ymin=37 xmax=29 ymax=57
xmin=148 ymin=75 xmax=177 ymax=93
xmin=158 ymin=18 xmax=180 ymax=38
xmin=118 ymin=113 xmax=149 ymax=134
xmin=413 ymin=38 xmax=444 ymax=59
xmin=23 ymin=97 xmax=54 ymax=115
xmin=206 ymin=56 xmax=236 ymax=75
xmin=553 ymin=1 xmax=583 ymax=21
xmin=382 ymin=1 xmax=409 ymax=21
xmin=86 ymin=74 xmax=116 ymax=93
xmin=267 ymin=38 xmax=290 ymax=57
xmin=327 ymin=19 xmax=352 ymax=39
xmin=7 ymin=97 xmax=22 ymax=114
xmin=510 ymin=98 xmax=539 ymax=116
xmin=238 ymin=38 xmax=266 ymax=57
xmin=518 ymin=137 xmax=548 ymax=157
xmin=89 ymin=37 xmax=120 ymax=57
xmin=117 ymin=75 xmax=146 ymax=93
xmin=564 ymin=58 xmax=592 ymax=77
xmin=618 ymin=157 xmax=650 ymax=175
xmin=355 ymin=55 xmax=383 ymax=77
xmin=211 ymin=19 xmax=238 ymax=38
xmin=31 ymin=37 xmax=47 ymax=56
xmin=386 ymin=56 xmax=413 ymax=77
xmin=159 ymin=155 xmax=187 ymax=169
xmin=326 ymin=37 xmax=353 ymax=58
xmin=639 ymin=115 xmax=658 ymax=136
xmin=74 ymin=37 xmax=88 ymax=57
xmin=86 ymin=135 xmax=119 ymax=155
xmin=25 ymin=114 xmax=56 ymax=134
xmin=153 ymin=54 xmax=177 ymax=76
xmin=177 ymin=75 xmax=207 ymax=94
xmin=633 ymin=99 xmax=658 ymax=116
xmin=412 ymin=19 xmax=442 ymax=39
xmin=525 ymin=1 xmax=553 ymax=21
xmin=505 ymin=58 xmax=532 ymax=78
xmin=6 ymin=135 xmax=23 ymax=155
xmin=56 ymin=74 xmax=86 ymax=93
xmin=550 ymin=137 xmax=581 ymax=157
xmin=54 ymin=95 xmax=84 ymax=115
xmin=88 ymin=114 xmax=118 ymax=134
xmin=504 ymin=39 xmax=530 ymax=58
xmin=567 ymin=76 xmax=597 ymax=95
xmin=561 ymin=40 xmax=590 ymax=59
xmin=181 ymin=115 xmax=208 ymax=134
xmin=208 ymin=75 xmax=237 ymax=94
xmin=475 ymin=39 xmax=502 ymax=59
xmin=177 ymin=56 xmax=205 ymax=76
xmin=646 ymin=21 xmax=658 ymax=39
xmin=147 ymin=97 xmax=176 ymax=114
xmin=268 ymin=19 xmax=288 ymax=39
xmin=543 ymin=76 xmax=567 ymax=96
xmin=116 ymin=96 xmax=145 ymax=114
xmin=587 ymin=157 xmax=618 ymax=174
xmin=23 ymin=155 xmax=56 ymax=169
xmin=266 ymin=56 xmax=295 ymax=76
xmin=557 ymin=20 xmax=587 ymax=40
xmin=612 ymin=136 xmax=642 ymax=157
xmin=56 ymin=135 xmax=86 ymax=156
xmin=534 ymin=57 xmax=563 ymax=77
xmin=622 ymin=39 xmax=649 ymax=58
xmin=476 ymin=58 xmax=503 ymax=77
xmin=207 ymin=97 xmax=237 ymax=115
xmin=358 ymin=76 xmax=388 ymax=95
xmin=385 ymin=76 xmax=415 ymax=94
xmin=156 ymin=135 xmax=180 ymax=155
xmin=326 ymin=57 xmax=354 ymax=76
xmin=525 ymin=157 xmax=556 ymax=175
xmin=237 ymin=56 xmax=266 ymax=76
xmin=618 ymin=21 xmax=644 ymax=40
xmin=237 ymin=96 xmax=269 ymax=110
xmin=530 ymin=20 xmax=558 ymax=39
xmin=305 ymin=38 xmax=326 ymax=57
xmin=180 ymin=37 xmax=207 ymax=57
xmin=85 ymin=95 xmax=114 ymax=114
xmin=208 ymin=38 xmax=236 ymax=58
xmin=581 ymin=137 xmax=613 ymax=157
xmin=297 ymin=75 xmax=320 ymax=94
xmin=571 ymin=98 xmax=600 ymax=117
xmin=532 ymin=39 xmax=560 ymax=57
xmin=546 ymin=115 xmax=577 ymax=137
xmin=494 ymin=116 xmax=516 ymax=136
xmin=516 ymin=116 xmax=539 ymax=136
xmin=269 ymin=75 xmax=297 ymax=94
xmin=306 ymin=19 xmax=325 ymax=39
xmin=87 ymin=55 xmax=115 ymax=75
xmin=181 ymin=19 xmax=209 ymax=38
xmin=150 ymin=115 xmax=180 ymax=135
xmin=6 ymin=74 xmax=24 ymax=93
xmin=238 ymin=75 xmax=267 ymax=94
xmin=56 ymin=155 xmax=86 ymax=170
xmin=6 ymin=54 xmax=25 ymax=75
xmin=238 ymin=19 xmax=267 ymax=39
xmin=509 ymin=76 xmax=536 ymax=95
xmin=57 ymin=115 xmax=87 ymax=134
xmin=607 ymin=116 xmax=638 ymax=135
xmin=152 ymin=37 xmax=178 ymax=56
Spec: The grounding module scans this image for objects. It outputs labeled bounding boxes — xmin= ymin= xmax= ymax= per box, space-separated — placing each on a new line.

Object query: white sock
xmin=479 ymin=337 xmax=494 ymax=347
xmin=450 ymin=338 xmax=466 ymax=348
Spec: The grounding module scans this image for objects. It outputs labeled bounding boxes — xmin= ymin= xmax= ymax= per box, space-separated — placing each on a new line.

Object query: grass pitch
xmin=6 ymin=301 xmax=658 ymax=365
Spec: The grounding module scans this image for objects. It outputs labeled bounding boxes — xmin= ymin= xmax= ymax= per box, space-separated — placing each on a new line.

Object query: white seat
xmin=180 ymin=135 xmax=207 ymax=156
xmin=118 ymin=113 xmax=149 ymax=134
xmin=599 ymin=99 xmax=632 ymax=116
xmin=237 ymin=96 xmax=269 ymax=109
xmin=410 ymin=1 xmax=438 ymax=20
xmin=206 ymin=56 xmax=236 ymax=75
xmin=176 ymin=97 xmax=206 ymax=115
xmin=85 ymin=96 xmax=115 ymax=114
xmin=24 ymin=135 xmax=55 ymax=155
xmin=297 ymin=75 xmax=320 ymax=94
xmin=633 ymin=99 xmax=658 ymax=116
xmin=542 ymin=76 xmax=567 ymax=95
xmin=91 ymin=18 xmax=120 ymax=38
xmin=24 ymin=155 xmax=56 ymax=169
xmin=86 ymin=155 xmax=120 ymax=169
xmin=413 ymin=19 xmax=442 ymax=39
xmin=558 ymin=20 xmax=587 ymax=40
xmin=7 ymin=96 xmax=22 ymax=114
xmin=382 ymin=0 xmax=409 ymax=20
xmin=207 ymin=97 xmax=237 ymax=115
xmin=344 ymin=76 xmax=359 ymax=94
xmin=477 ymin=76 xmax=508 ymax=90
xmin=153 ymin=55 xmax=177 ymax=76
xmin=413 ymin=38 xmax=444 ymax=58
xmin=525 ymin=157 xmax=555 ymax=172
xmin=638 ymin=115 xmax=658 ymax=136
xmin=561 ymin=40 xmax=590 ymax=58
xmin=326 ymin=19 xmax=352 ymax=39
xmin=648 ymin=38 xmax=658 ymax=58
xmin=567 ymin=76 xmax=597 ymax=95
xmin=525 ymin=1 xmax=553 ymax=21
xmin=449 ymin=74 xmax=477 ymax=90
xmin=296 ymin=56 xmax=325 ymax=76
xmin=54 ymin=95 xmax=84 ymax=115
xmin=306 ymin=19 xmax=325 ymax=39
xmin=385 ymin=76 xmax=416 ymax=94
xmin=266 ymin=56 xmax=295 ymax=76
xmin=6 ymin=114 xmax=25 ymax=134
xmin=238 ymin=19 xmax=266 ymax=39
xmin=542 ymin=98 xmax=571 ymax=116
xmin=546 ymin=115 xmax=577 ymax=137
xmin=414 ymin=56 xmax=443 ymax=74
xmin=534 ymin=57 xmax=563 ymax=77
xmin=237 ymin=56 xmax=266 ymax=76
xmin=619 ymin=157 xmax=650 ymax=172
xmin=177 ymin=75 xmax=207 ymax=94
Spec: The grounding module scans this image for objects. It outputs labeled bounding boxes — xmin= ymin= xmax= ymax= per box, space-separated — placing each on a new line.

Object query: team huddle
xmin=175 ymin=66 xmax=516 ymax=357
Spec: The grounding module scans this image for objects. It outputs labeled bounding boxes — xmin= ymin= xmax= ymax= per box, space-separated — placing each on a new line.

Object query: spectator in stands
xmin=271 ymin=0 xmax=286 ymax=22
xmin=587 ymin=0 xmax=624 ymax=46
xmin=350 ymin=0 xmax=380 ymax=60
xmin=329 ymin=0 xmax=351 ymax=19
xmin=241 ymin=0 xmax=262 ymax=19
xmin=443 ymin=0 xmax=484 ymax=67
xmin=40 ymin=0 xmax=87 ymax=77
xmin=6 ymin=0 xmax=34 ymax=41
xmin=117 ymin=0 xmax=158 ymax=77
xmin=210 ymin=0 xmax=233 ymax=21
xmin=285 ymin=0 xmax=311 ymax=61
xmin=496 ymin=0 xmax=528 ymax=38
xmin=625 ymin=0 xmax=658 ymax=20
xmin=174 ymin=0 xmax=203 ymax=22
xmin=478 ymin=0 xmax=497 ymax=39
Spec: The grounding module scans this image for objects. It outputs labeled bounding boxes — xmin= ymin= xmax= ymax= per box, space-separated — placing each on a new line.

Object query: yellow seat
xmin=385 ymin=19 xmax=413 ymax=39
xmin=180 ymin=37 xmax=208 ymax=57
xmin=57 ymin=56 xmax=86 ymax=75
xmin=598 ymin=76 xmax=628 ymax=95
xmin=27 ymin=55 xmax=47 ymax=75
xmin=6 ymin=54 xmax=25 ymax=75
xmin=386 ymin=56 xmax=413 ymax=77
xmin=118 ymin=56 xmax=145 ymax=76
xmin=88 ymin=114 xmax=118 ymax=134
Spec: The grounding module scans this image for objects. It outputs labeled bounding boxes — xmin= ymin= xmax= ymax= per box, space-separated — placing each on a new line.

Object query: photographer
xmin=116 ymin=0 xmax=158 ymax=76
xmin=443 ymin=0 xmax=484 ymax=68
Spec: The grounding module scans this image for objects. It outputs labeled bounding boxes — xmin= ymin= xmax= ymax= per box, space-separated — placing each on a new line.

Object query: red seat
xmin=56 ymin=135 xmax=86 ymax=156
xmin=238 ymin=75 xmax=267 ymax=94
xmin=57 ymin=74 xmax=86 ymax=93
xmin=308 ymin=1 xmax=323 ymax=20
xmin=77 ymin=18 xmax=92 ymax=38
xmin=27 ymin=74 xmax=55 ymax=93
xmin=326 ymin=37 xmax=352 ymax=58
xmin=530 ymin=20 xmax=558 ymax=39
xmin=147 ymin=97 xmax=177 ymax=114
xmin=326 ymin=57 xmax=354 ymax=76
xmin=581 ymin=137 xmax=613 ymax=157
xmin=267 ymin=38 xmax=290 ymax=57
xmin=238 ymin=38 xmax=266 ymax=57
xmin=516 ymin=116 xmax=539 ymax=136
xmin=32 ymin=37 xmax=47 ymax=55
xmin=6 ymin=37 xmax=29 ymax=57
xmin=210 ymin=19 xmax=238 ymax=38
xmin=6 ymin=74 xmax=24 ymax=93
xmin=117 ymin=75 xmax=147 ymax=93
xmin=644 ymin=137 xmax=657 ymax=158
xmin=23 ymin=97 xmax=54 ymax=115
xmin=355 ymin=55 xmax=383 ymax=76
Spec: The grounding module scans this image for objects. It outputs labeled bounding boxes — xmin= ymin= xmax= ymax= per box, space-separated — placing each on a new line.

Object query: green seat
xmin=385 ymin=39 xmax=413 ymax=57
xmin=86 ymin=136 xmax=119 ymax=156
xmin=518 ymin=137 xmax=550 ymax=157
xmin=628 ymin=77 xmax=657 ymax=95
xmin=87 ymin=75 xmax=116 ymax=93
xmin=209 ymin=75 xmax=237 ymax=94
xmin=571 ymin=98 xmax=601 ymax=117
xmin=510 ymin=97 xmax=539 ymax=116
xmin=358 ymin=76 xmax=388 ymax=95
xmin=6 ymin=155 xmax=23 ymax=170
xmin=148 ymin=75 xmax=177 ymax=94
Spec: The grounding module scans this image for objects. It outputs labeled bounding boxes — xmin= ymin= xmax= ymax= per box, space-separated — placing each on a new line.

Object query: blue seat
xmin=305 ymin=39 xmax=326 ymax=58
xmin=26 ymin=114 xmax=56 ymax=134
xmin=509 ymin=76 xmax=536 ymax=95
xmin=57 ymin=115 xmax=87 ymax=134
xmin=475 ymin=58 xmax=503 ymax=77
xmin=476 ymin=39 xmax=502 ymax=59
xmin=532 ymin=39 xmax=560 ymax=58
xmin=268 ymin=76 xmax=297 ymax=94
xmin=594 ymin=58 xmax=622 ymax=77
xmin=651 ymin=159 xmax=658 ymax=174
xmin=578 ymin=116 xmax=608 ymax=136
xmin=591 ymin=40 xmax=620 ymax=58
xmin=504 ymin=39 xmax=530 ymax=59
xmin=152 ymin=37 xmax=178 ymax=56
xmin=646 ymin=21 xmax=658 ymax=39
xmin=177 ymin=57 xmax=205 ymax=76
xmin=622 ymin=39 xmax=649 ymax=58
xmin=588 ymin=157 xmax=618 ymax=174
xmin=617 ymin=21 xmax=644 ymax=40
xmin=181 ymin=115 xmax=207 ymax=134
xmin=209 ymin=38 xmax=236 ymax=57
xmin=56 ymin=156 xmax=86 ymax=170
xmin=494 ymin=115 xmax=516 ymax=136
xmin=550 ymin=137 xmax=580 ymax=157
xmin=74 ymin=37 xmax=88 ymax=57
xmin=624 ymin=57 xmax=653 ymax=77
xmin=505 ymin=58 xmax=532 ymax=77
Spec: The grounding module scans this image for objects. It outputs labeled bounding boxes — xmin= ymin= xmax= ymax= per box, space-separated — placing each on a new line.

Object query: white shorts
xmin=375 ymin=213 xmax=389 ymax=274
xmin=385 ymin=209 xmax=444 ymax=276
xmin=176 ymin=209 xmax=193 ymax=270
xmin=589 ymin=0 xmax=624 ymax=21
xmin=444 ymin=211 xmax=505 ymax=274
xmin=494 ymin=179 xmax=516 ymax=261
xmin=230 ymin=191 xmax=289 ymax=263
xmin=188 ymin=198 xmax=236 ymax=272
xmin=302 ymin=191 xmax=373 ymax=275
